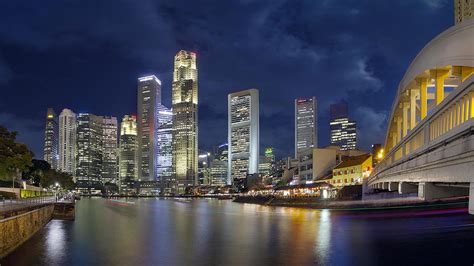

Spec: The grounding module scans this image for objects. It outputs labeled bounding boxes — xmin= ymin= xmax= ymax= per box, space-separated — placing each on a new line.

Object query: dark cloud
xmin=0 ymin=0 xmax=453 ymax=158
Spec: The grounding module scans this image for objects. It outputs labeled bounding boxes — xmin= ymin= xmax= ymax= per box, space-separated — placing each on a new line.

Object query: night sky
xmin=0 ymin=0 xmax=452 ymax=159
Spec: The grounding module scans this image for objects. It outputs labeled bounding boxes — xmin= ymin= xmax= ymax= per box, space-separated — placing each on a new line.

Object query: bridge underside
xmin=370 ymin=128 xmax=474 ymax=212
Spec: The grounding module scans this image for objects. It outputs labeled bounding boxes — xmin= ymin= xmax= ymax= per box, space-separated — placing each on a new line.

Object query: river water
xmin=2 ymin=198 xmax=474 ymax=265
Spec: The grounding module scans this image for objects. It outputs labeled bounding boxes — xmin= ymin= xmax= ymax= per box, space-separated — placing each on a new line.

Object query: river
xmin=2 ymin=198 xmax=474 ymax=265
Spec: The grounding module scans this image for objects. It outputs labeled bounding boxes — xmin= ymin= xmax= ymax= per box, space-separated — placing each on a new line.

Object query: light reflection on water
xmin=3 ymin=198 xmax=474 ymax=266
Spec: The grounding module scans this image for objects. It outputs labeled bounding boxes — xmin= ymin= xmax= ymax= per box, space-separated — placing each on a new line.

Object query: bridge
xmin=368 ymin=19 xmax=474 ymax=213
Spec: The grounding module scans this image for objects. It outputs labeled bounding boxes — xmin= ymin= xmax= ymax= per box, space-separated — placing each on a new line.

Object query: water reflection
xmin=44 ymin=221 xmax=66 ymax=265
xmin=3 ymin=198 xmax=474 ymax=266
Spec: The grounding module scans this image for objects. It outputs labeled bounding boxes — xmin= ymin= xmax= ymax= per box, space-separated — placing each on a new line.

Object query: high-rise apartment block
xmin=59 ymin=108 xmax=76 ymax=175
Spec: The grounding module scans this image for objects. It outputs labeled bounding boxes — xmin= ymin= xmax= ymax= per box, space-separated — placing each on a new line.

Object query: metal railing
xmin=0 ymin=196 xmax=56 ymax=212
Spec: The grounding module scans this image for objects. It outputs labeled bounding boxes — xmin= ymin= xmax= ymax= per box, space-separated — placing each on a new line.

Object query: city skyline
xmin=0 ymin=1 xmax=454 ymax=160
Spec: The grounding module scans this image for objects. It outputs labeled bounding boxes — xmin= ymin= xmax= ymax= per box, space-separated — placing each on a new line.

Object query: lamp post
xmin=54 ymin=182 xmax=60 ymax=202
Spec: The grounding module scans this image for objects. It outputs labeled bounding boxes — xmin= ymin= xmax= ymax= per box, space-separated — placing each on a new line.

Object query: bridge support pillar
xmin=388 ymin=182 xmax=399 ymax=192
xmin=382 ymin=182 xmax=389 ymax=190
xmin=398 ymin=182 xmax=417 ymax=195
xmin=419 ymin=182 xmax=469 ymax=201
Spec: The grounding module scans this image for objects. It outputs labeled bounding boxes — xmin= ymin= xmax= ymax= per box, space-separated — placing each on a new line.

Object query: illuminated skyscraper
xmin=295 ymin=97 xmax=318 ymax=158
xmin=101 ymin=116 xmax=118 ymax=184
xmin=209 ymin=143 xmax=228 ymax=187
xmin=119 ymin=115 xmax=138 ymax=194
xmin=137 ymin=75 xmax=161 ymax=181
xmin=75 ymin=113 xmax=103 ymax=190
xmin=330 ymin=102 xmax=357 ymax=150
xmin=43 ymin=108 xmax=58 ymax=169
xmin=455 ymin=0 xmax=474 ymax=24
xmin=58 ymin=108 xmax=76 ymax=174
xmin=157 ymin=104 xmax=173 ymax=192
xmin=228 ymin=89 xmax=259 ymax=184
xmin=172 ymin=50 xmax=198 ymax=193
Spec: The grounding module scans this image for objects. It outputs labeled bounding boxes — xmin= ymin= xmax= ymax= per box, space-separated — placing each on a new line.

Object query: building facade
xmin=43 ymin=108 xmax=58 ymax=169
xmin=137 ymin=75 xmax=161 ymax=181
xmin=157 ymin=104 xmax=174 ymax=192
xmin=119 ymin=115 xmax=138 ymax=194
xmin=330 ymin=102 xmax=357 ymax=150
xmin=295 ymin=97 xmax=318 ymax=158
xmin=172 ymin=50 xmax=198 ymax=193
xmin=330 ymin=154 xmax=372 ymax=187
xmin=58 ymin=108 xmax=76 ymax=175
xmin=75 ymin=113 xmax=103 ymax=190
xmin=102 ymin=116 xmax=118 ymax=184
xmin=455 ymin=0 xmax=474 ymax=24
xmin=228 ymin=89 xmax=259 ymax=184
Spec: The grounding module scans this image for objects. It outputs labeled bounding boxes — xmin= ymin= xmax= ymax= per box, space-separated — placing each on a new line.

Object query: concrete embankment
xmin=234 ymin=195 xmax=469 ymax=210
xmin=0 ymin=202 xmax=75 ymax=258
xmin=0 ymin=205 xmax=54 ymax=258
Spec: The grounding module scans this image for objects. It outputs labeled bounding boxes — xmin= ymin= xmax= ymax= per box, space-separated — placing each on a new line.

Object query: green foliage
xmin=40 ymin=169 xmax=75 ymax=190
xmin=23 ymin=159 xmax=51 ymax=186
xmin=0 ymin=125 xmax=34 ymax=181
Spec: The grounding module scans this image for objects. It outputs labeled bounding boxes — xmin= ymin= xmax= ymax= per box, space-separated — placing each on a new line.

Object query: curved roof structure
xmin=384 ymin=19 xmax=474 ymax=149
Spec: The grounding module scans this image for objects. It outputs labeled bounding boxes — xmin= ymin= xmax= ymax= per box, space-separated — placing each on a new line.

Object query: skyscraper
xmin=119 ymin=115 xmax=138 ymax=194
xmin=455 ymin=0 xmax=474 ymax=24
xmin=102 ymin=116 xmax=118 ymax=184
xmin=228 ymin=89 xmax=259 ymax=184
xmin=58 ymin=108 xmax=76 ymax=175
xmin=137 ymin=75 xmax=161 ymax=181
xmin=172 ymin=50 xmax=198 ymax=193
xmin=330 ymin=102 xmax=357 ymax=150
xmin=75 ymin=113 xmax=103 ymax=190
xmin=43 ymin=108 xmax=58 ymax=169
xmin=295 ymin=97 xmax=318 ymax=158
xmin=209 ymin=143 xmax=228 ymax=187
xmin=157 ymin=104 xmax=173 ymax=192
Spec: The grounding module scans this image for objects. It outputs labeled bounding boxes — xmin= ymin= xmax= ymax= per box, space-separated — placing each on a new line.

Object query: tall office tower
xmin=102 ymin=116 xmax=118 ymax=184
xmin=455 ymin=0 xmax=474 ymax=24
xmin=295 ymin=97 xmax=318 ymax=158
xmin=137 ymin=75 xmax=161 ymax=181
xmin=157 ymin=104 xmax=173 ymax=191
xmin=172 ymin=50 xmax=198 ymax=193
xmin=330 ymin=102 xmax=357 ymax=151
xmin=43 ymin=108 xmax=58 ymax=169
xmin=209 ymin=143 xmax=228 ymax=186
xmin=198 ymin=151 xmax=211 ymax=185
xmin=228 ymin=89 xmax=259 ymax=184
xmin=209 ymin=159 xmax=227 ymax=187
xmin=58 ymin=108 xmax=76 ymax=174
xmin=119 ymin=115 xmax=138 ymax=194
xmin=75 ymin=113 xmax=103 ymax=190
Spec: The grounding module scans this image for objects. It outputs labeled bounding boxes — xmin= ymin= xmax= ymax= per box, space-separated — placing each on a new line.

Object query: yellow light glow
xmin=377 ymin=153 xmax=383 ymax=159
xmin=47 ymin=114 xmax=54 ymax=119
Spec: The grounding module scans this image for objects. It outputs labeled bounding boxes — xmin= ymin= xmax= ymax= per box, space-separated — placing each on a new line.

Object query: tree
xmin=23 ymin=159 xmax=51 ymax=186
xmin=40 ymin=169 xmax=75 ymax=190
xmin=0 ymin=126 xmax=34 ymax=182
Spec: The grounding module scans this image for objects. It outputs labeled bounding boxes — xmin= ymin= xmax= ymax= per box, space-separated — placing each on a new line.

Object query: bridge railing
xmin=370 ymin=77 xmax=474 ymax=183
